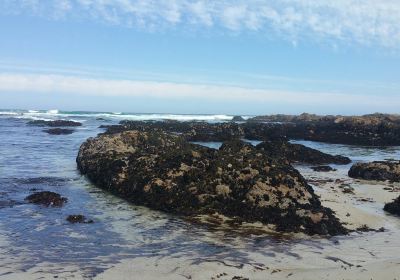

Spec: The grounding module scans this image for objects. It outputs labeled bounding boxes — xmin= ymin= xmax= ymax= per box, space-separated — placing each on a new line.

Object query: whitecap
xmin=114 ymin=114 xmax=233 ymax=122
xmin=47 ymin=109 xmax=59 ymax=114
xmin=0 ymin=111 xmax=20 ymax=116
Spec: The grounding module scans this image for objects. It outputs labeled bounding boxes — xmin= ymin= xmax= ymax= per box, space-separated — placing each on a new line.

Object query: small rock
xmin=384 ymin=196 xmax=400 ymax=216
xmin=25 ymin=191 xmax=67 ymax=207
xmin=66 ymin=215 xmax=93 ymax=224
xmin=43 ymin=128 xmax=74 ymax=135
xmin=231 ymin=116 xmax=245 ymax=122
xmin=28 ymin=120 xmax=82 ymax=127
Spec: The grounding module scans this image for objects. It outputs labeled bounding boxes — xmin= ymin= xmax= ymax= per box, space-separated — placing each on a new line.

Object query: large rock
xmin=384 ymin=196 xmax=400 ymax=216
xmin=77 ymin=130 xmax=347 ymax=235
xmin=105 ymin=114 xmax=400 ymax=146
xmin=105 ymin=120 xmax=245 ymax=142
xmin=348 ymin=161 xmax=400 ymax=182
xmin=256 ymin=140 xmax=351 ymax=165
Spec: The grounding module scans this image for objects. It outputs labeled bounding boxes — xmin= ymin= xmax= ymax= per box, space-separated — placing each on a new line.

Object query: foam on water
xmin=0 ymin=109 xmax=237 ymax=122
xmin=47 ymin=109 xmax=59 ymax=114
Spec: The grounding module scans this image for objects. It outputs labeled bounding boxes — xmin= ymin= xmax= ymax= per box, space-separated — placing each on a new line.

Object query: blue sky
xmin=0 ymin=0 xmax=400 ymax=115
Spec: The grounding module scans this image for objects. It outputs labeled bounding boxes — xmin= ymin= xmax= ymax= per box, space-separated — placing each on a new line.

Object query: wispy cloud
xmin=2 ymin=0 xmax=400 ymax=48
xmin=0 ymin=73 xmax=399 ymax=110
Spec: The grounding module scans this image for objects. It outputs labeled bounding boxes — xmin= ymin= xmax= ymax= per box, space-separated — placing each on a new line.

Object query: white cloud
xmin=2 ymin=0 xmax=400 ymax=48
xmin=0 ymin=73 xmax=399 ymax=109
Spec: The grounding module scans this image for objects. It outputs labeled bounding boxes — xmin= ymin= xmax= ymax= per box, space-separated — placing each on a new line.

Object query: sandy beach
xmin=92 ymin=163 xmax=400 ymax=280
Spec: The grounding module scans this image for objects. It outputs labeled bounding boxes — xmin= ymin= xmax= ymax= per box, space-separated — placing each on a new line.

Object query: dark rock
xmin=232 ymin=116 xmax=245 ymax=122
xmin=256 ymin=140 xmax=351 ymax=165
xmin=77 ymin=130 xmax=348 ymax=236
xmin=25 ymin=191 xmax=67 ymax=207
xmin=384 ymin=196 xmax=400 ymax=216
xmin=356 ymin=225 xmax=386 ymax=232
xmin=28 ymin=120 xmax=82 ymax=127
xmin=66 ymin=215 xmax=93 ymax=224
xmin=43 ymin=128 xmax=74 ymax=135
xmin=111 ymin=120 xmax=245 ymax=142
xmin=104 ymin=121 xmax=351 ymax=165
xmin=348 ymin=161 xmax=400 ymax=182
xmin=311 ymin=166 xmax=337 ymax=172
xmin=104 ymin=114 xmax=400 ymax=146
xmin=247 ymin=113 xmax=400 ymax=146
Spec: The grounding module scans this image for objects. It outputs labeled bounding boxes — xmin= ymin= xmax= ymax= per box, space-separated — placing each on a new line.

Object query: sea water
xmin=0 ymin=109 xmax=400 ymax=278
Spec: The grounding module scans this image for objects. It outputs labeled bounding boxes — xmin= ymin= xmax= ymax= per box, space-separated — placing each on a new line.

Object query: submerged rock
xmin=255 ymin=140 xmax=351 ymax=165
xmin=66 ymin=215 xmax=93 ymax=224
xmin=348 ymin=161 xmax=400 ymax=182
xmin=28 ymin=120 xmax=82 ymax=127
xmin=77 ymin=130 xmax=347 ymax=235
xmin=384 ymin=196 xmax=400 ymax=216
xmin=43 ymin=128 xmax=75 ymax=135
xmin=25 ymin=191 xmax=67 ymax=207
xmin=311 ymin=166 xmax=337 ymax=172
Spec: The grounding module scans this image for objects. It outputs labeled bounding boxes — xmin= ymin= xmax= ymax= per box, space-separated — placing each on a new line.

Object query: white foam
xmin=47 ymin=109 xmax=59 ymax=114
xmin=115 ymin=114 xmax=233 ymax=122
xmin=0 ymin=111 xmax=20 ymax=116
xmin=1 ymin=109 xmax=235 ymax=123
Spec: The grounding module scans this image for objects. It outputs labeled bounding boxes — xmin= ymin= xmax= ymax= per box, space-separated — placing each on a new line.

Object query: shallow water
xmin=0 ymin=110 xmax=400 ymax=278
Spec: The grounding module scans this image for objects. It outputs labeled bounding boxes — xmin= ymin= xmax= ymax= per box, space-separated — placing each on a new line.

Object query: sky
xmin=0 ymin=0 xmax=400 ymax=115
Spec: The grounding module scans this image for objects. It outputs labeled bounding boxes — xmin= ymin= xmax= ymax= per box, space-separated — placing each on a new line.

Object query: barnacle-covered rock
xmin=77 ymin=130 xmax=347 ymax=235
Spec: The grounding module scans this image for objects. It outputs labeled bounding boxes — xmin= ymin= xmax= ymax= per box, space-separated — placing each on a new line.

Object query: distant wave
xmin=116 ymin=114 xmax=233 ymax=122
xmin=0 ymin=111 xmax=20 ymax=116
xmin=0 ymin=109 xmax=239 ymax=122
xmin=47 ymin=109 xmax=59 ymax=114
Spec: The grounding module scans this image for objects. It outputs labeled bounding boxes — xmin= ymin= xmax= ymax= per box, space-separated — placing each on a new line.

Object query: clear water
xmin=0 ymin=110 xmax=400 ymax=278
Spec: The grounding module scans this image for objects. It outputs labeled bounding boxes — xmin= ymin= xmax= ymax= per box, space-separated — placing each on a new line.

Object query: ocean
xmin=0 ymin=109 xmax=400 ymax=279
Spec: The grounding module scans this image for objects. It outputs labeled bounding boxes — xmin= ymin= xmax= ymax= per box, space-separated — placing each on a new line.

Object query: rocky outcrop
xmin=77 ymin=130 xmax=347 ymax=235
xmin=101 ymin=121 xmax=350 ymax=165
xmin=255 ymin=140 xmax=351 ymax=165
xmin=25 ymin=191 xmax=67 ymax=207
xmin=104 ymin=114 xmax=400 ymax=146
xmin=348 ymin=161 xmax=400 ymax=182
xmin=44 ymin=128 xmax=75 ymax=135
xmin=248 ymin=113 xmax=337 ymax=123
xmin=384 ymin=196 xmax=400 ymax=216
xmin=105 ymin=120 xmax=245 ymax=142
xmin=28 ymin=120 xmax=82 ymax=127
xmin=247 ymin=113 xmax=400 ymax=146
